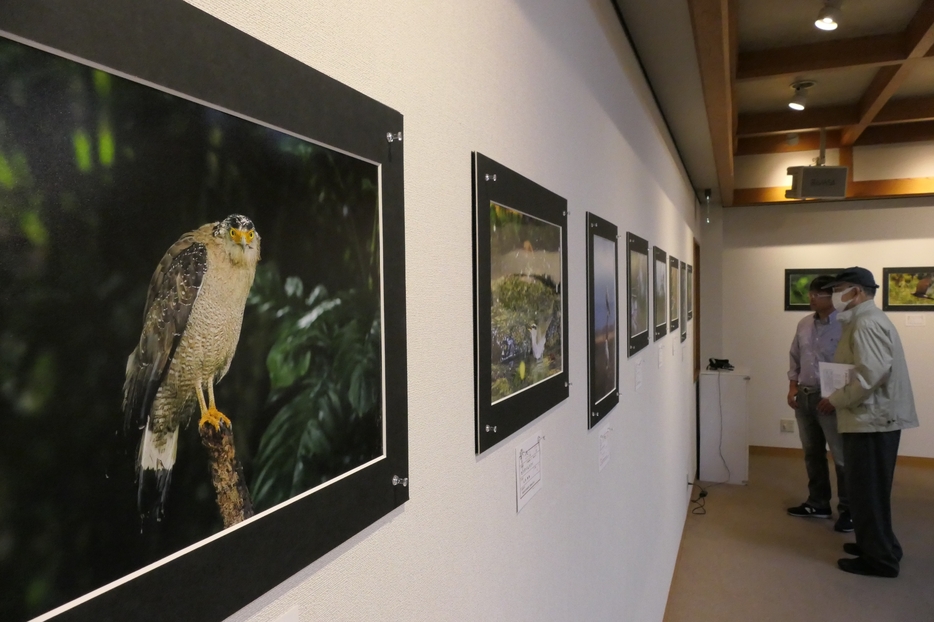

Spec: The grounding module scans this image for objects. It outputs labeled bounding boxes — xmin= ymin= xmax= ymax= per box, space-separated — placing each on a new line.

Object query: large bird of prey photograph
xmin=123 ymin=215 xmax=260 ymax=518
xmin=0 ymin=33 xmax=386 ymax=621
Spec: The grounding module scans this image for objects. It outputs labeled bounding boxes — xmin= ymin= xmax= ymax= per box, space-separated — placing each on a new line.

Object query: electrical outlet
xmin=780 ymin=419 xmax=796 ymax=433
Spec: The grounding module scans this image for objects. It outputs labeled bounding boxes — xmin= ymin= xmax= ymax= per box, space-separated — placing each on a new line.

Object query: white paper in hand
xmin=819 ymin=362 xmax=855 ymax=397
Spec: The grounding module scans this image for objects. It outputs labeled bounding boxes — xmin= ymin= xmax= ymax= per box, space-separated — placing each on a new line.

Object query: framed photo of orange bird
xmin=882 ymin=267 xmax=934 ymax=311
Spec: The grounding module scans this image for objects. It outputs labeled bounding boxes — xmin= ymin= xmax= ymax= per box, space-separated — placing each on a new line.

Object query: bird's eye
xmin=247 ymin=230 xmax=254 ymax=241
xmin=229 ymin=229 xmax=236 ymax=238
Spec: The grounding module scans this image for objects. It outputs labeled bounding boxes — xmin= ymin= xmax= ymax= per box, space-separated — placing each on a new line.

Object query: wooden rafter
xmin=840 ymin=0 xmax=934 ymax=145
xmin=688 ymin=0 xmax=736 ymax=206
xmin=737 ymin=33 xmax=904 ymax=82
xmin=733 ymin=177 xmax=934 ymax=206
xmin=737 ymin=105 xmax=857 ymax=136
xmin=735 ymin=130 xmax=841 ymax=156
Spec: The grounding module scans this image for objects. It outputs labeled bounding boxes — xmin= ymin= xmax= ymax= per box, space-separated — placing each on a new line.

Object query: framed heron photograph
xmin=473 ymin=152 xmax=569 ymax=454
xmin=0 ymin=2 xmax=408 ymax=621
xmin=626 ymin=233 xmax=650 ymax=357
xmin=586 ymin=213 xmax=619 ymax=428
xmin=680 ymin=260 xmax=687 ymax=342
xmin=653 ymin=246 xmax=668 ymax=340
xmin=785 ymin=268 xmax=841 ymax=311
xmin=669 ymin=255 xmax=680 ymax=333
xmin=687 ymin=263 xmax=694 ymax=321
xmin=882 ymin=267 xmax=934 ymax=311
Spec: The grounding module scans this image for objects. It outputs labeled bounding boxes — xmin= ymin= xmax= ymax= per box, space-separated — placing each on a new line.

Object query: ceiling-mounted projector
xmin=785 ymin=166 xmax=848 ymax=199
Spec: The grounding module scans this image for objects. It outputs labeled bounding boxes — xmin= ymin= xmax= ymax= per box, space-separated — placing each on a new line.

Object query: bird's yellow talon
xmin=199 ymin=407 xmax=231 ymax=431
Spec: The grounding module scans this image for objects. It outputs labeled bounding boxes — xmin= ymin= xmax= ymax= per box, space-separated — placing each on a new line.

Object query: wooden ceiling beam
xmin=688 ymin=0 xmax=736 ymax=206
xmin=733 ymin=177 xmax=934 ymax=206
xmin=735 ymin=130 xmax=841 ymax=156
xmin=874 ymin=95 xmax=934 ymax=124
xmin=737 ymin=105 xmax=857 ymax=136
xmin=841 ymin=0 xmax=934 ymax=145
xmin=855 ymin=119 xmax=934 ymax=146
xmin=736 ymin=34 xmax=904 ymax=82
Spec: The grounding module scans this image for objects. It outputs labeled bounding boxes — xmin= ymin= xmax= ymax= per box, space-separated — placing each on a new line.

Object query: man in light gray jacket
xmin=817 ymin=267 xmax=918 ymax=578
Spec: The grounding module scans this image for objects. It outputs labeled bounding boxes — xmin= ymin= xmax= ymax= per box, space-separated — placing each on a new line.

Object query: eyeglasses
xmin=808 ymin=292 xmax=830 ymax=299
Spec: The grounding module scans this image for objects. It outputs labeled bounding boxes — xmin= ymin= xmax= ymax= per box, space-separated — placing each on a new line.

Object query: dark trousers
xmin=842 ymin=430 xmax=902 ymax=573
xmin=795 ymin=391 xmax=847 ymax=512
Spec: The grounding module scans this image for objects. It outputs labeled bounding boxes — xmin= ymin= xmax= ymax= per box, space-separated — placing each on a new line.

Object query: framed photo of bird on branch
xmin=653 ymin=246 xmax=668 ymax=341
xmin=586 ymin=213 xmax=619 ymax=428
xmin=626 ymin=232 xmax=650 ymax=357
xmin=669 ymin=255 xmax=680 ymax=333
xmin=0 ymin=2 xmax=408 ymax=621
xmin=472 ymin=152 xmax=569 ymax=454
xmin=882 ymin=267 xmax=934 ymax=311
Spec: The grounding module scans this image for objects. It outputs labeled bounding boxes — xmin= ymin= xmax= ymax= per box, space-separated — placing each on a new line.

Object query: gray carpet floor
xmin=665 ymin=448 xmax=934 ymax=622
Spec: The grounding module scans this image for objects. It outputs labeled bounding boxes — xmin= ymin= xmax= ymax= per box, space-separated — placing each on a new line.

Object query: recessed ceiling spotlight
xmin=815 ymin=1 xmax=841 ymax=31
xmin=789 ymin=80 xmax=816 ymax=111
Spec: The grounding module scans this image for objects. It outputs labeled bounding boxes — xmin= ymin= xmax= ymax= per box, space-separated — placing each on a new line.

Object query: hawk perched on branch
xmin=123 ymin=214 xmax=260 ymax=517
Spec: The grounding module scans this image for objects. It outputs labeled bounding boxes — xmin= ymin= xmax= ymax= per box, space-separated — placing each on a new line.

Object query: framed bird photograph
xmin=784 ymin=268 xmax=842 ymax=311
xmin=669 ymin=255 xmax=680 ymax=333
xmin=473 ymin=152 xmax=569 ymax=454
xmin=626 ymin=233 xmax=650 ymax=357
xmin=680 ymin=260 xmax=687 ymax=343
xmin=686 ymin=263 xmax=694 ymax=321
xmin=653 ymin=247 xmax=668 ymax=341
xmin=586 ymin=213 xmax=619 ymax=428
xmin=882 ymin=267 xmax=934 ymax=311
xmin=0 ymin=2 xmax=408 ymax=621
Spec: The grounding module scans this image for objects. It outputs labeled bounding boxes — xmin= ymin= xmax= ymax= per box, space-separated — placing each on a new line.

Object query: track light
xmin=815 ymin=2 xmax=841 ymax=31
xmin=788 ymin=80 xmax=815 ymax=111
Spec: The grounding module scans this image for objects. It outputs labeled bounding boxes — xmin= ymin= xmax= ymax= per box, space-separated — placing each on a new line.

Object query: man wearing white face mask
xmin=817 ymin=267 xmax=918 ymax=578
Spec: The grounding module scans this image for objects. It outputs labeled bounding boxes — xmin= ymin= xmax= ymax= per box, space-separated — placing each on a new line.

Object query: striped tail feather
xmin=137 ymin=425 xmax=178 ymax=520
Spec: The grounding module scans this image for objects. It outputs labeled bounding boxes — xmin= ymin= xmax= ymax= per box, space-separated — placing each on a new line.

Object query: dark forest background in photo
xmin=784 ymin=268 xmax=841 ymax=311
xmin=0 ymin=37 xmax=384 ymax=621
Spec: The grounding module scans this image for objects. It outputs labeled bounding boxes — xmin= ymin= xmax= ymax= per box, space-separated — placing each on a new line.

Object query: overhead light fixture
xmin=789 ymin=80 xmax=815 ymax=111
xmin=815 ymin=1 xmax=841 ymax=30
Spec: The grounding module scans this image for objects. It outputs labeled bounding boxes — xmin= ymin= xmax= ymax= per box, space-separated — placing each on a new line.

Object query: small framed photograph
xmin=785 ymin=268 xmax=842 ymax=311
xmin=687 ymin=264 xmax=694 ymax=321
xmin=882 ymin=267 xmax=934 ymax=311
xmin=669 ymin=255 xmax=680 ymax=333
xmin=473 ymin=153 xmax=569 ymax=453
xmin=680 ymin=260 xmax=687 ymax=342
xmin=654 ymin=246 xmax=668 ymax=340
xmin=626 ymin=233 xmax=650 ymax=357
xmin=586 ymin=213 xmax=619 ymax=428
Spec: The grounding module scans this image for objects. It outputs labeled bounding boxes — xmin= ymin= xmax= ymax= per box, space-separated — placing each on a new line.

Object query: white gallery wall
xmin=718 ymin=198 xmax=934 ymax=459
xmin=179 ymin=1 xmax=701 ymax=621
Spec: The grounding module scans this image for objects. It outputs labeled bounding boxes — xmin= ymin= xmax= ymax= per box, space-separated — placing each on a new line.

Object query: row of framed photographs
xmin=473 ymin=154 xmax=695 ymax=452
xmin=785 ymin=268 xmax=934 ymax=311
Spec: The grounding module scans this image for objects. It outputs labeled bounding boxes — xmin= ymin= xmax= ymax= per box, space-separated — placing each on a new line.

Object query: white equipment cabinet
xmin=699 ymin=369 xmax=750 ymax=485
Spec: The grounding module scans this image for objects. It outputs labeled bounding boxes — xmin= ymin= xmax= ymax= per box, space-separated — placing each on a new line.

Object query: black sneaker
xmin=787 ymin=503 xmax=832 ymax=519
xmin=834 ymin=511 xmax=854 ymax=533
xmin=843 ymin=542 xmax=862 ymax=556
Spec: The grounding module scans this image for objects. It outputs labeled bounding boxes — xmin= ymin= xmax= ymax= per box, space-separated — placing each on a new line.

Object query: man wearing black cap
xmin=817 ymin=267 xmax=918 ymax=578
xmin=786 ymin=275 xmax=849 ymax=531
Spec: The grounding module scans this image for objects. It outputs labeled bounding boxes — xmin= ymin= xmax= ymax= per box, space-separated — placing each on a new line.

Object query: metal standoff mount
xmin=485 ymin=173 xmax=497 ymax=181
xmin=386 ymin=131 xmax=403 ymax=143
xmin=392 ymin=475 xmax=409 ymax=487
xmin=485 ymin=424 xmax=497 ymax=433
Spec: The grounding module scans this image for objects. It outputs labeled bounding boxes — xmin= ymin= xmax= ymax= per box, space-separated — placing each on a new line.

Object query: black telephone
xmin=707 ymin=358 xmax=734 ymax=371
